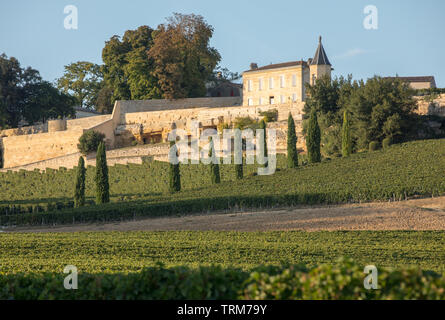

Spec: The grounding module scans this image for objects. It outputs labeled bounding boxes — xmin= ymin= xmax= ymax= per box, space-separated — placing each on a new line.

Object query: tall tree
xmin=258 ymin=119 xmax=268 ymax=167
xmin=148 ymin=13 xmax=221 ymax=99
xmin=234 ymin=127 xmax=243 ymax=180
xmin=95 ymin=142 xmax=110 ymax=204
xmin=287 ymin=113 xmax=298 ymax=168
xmin=208 ymin=137 xmax=220 ymax=184
xmin=341 ymin=110 xmax=352 ymax=157
xmin=74 ymin=156 xmax=86 ymax=208
xmin=57 ymin=61 xmax=103 ymax=109
xmin=307 ymin=110 xmax=321 ymax=163
xmin=0 ymin=53 xmax=75 ymax=128
xmin=168 ymin=141 xmax=181 ymax=192
xmin=102 ymin=26 xmax=161 ymax=103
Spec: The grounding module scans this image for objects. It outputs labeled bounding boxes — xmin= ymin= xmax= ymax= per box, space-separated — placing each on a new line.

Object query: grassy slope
xmin=1 ymin=231 xmax=444 ymax=274
xmin=2 ymin=139 xmax=445 ymax=206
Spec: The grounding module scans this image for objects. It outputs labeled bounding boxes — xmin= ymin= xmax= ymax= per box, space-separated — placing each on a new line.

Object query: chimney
xmin=250 ymin=62 xmax=258 ymax=70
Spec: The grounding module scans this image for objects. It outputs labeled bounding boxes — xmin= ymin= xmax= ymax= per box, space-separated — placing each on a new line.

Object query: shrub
xmin=78 ymin=130 xmax=105 ymax=155
xmin=382 ymin=137 xmax=392 ymax=149
xmin=74 ymin=157 xmax=86 ymax=208
xmin=369 ymin=141 xmax=380 ymax=151
xmin=233 ymin=116 xmax=258 ymax=130
xmin=259 ymin=109 xmax=278 ymax=123
xmin=287 ymin=113 xmax=298 ymax=168
xmin=95 ymin=142 xmax=109 ymax=204
xmin=306 ymin=110 xmax=321 ymax=163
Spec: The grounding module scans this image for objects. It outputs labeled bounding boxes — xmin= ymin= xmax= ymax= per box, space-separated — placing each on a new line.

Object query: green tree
xmin=95 ymin=86 xmax=114 ymax=114
xmin=307 ymin=110 xmax=321 ymax=163
xmin=208 ymin=137 xmax=221 ymax=184
xmin=74 ymin=156 xmax=86 ymax=208
xmin=234 ymin=128 xmax=243 ymax=180
xmin=78 ymin=130 xmax=105 ymax=155
xmin=95 ymin=142 xmax=110 ymax=204
xmin=168 ymin=141 xmax=181 ymax=192
xmin=57 ymin=61 xmax=103 ymax=109
xmin=0 ymin=53 xmax=75 ymax=128
xmin=148 ymin=13 xmax=221 ymax=99
xmin=102 ymin=26 xmax=161 ymax=103
xmin=258 ymin=119 xmax=268 ymax=167
xmin=287 ymin=113 xmax=298 ymax=168
xmin=341 ymin=110 xmax=352 ymax=157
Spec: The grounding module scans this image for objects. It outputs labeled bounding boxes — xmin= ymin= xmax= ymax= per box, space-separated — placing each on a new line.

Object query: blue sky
xmin=1 ymin=0 xmax=444 ymax=87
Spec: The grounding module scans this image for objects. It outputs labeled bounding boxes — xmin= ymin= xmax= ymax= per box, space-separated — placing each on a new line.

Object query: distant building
xmin=242 ymin=36 xmax=332 ymax=106
xmin=387 ymin=76 xmax=437 ymax=90
xmin=206 ymin=81 xmax=242 ymax=97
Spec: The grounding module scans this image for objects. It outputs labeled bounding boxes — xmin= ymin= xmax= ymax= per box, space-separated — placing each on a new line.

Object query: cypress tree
xmin=342 ymin=110 xmax=352 ymax=157
xmin=287 ymin=113 xmax=298 ymax=168
xmin=307 ymin=110 xmax=321 ymax=163
xmin=234 ymin=127 xmax=243 ymax=180
xmin=169 ymin=141 xmax=181 ymax=192
xmin=74 ymin=156 xmax=86 ymax=208
xmin=259 ymin=119 xmax=268 ymax=167
xmin=208 ymin=137 xmax=221 ymax=184
xmin=95 ymin=142 xmax=110 ymax=204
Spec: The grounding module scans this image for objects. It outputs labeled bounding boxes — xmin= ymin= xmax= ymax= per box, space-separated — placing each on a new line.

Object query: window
xmin=247 ymin=79 xmax=252 ymax=92
xmin=269 ymin=77 xmax=274 ymax=89
xmin=280 ymin=95 xmax=286 ymax=103
xmin=292 ymin=74 xmax=297 ymax=87
xmin=269 ymin=96 xmax=275 ymax=104
xmin=248 ymin=98 xmax=253 ymax=106
xmin=259 ymin=97 xmax=263 ymax=105
xmin=259 ymin=78 xmax=263 ymax=91
xmin=292 ymin=93 xmax=297 ymax=102
xmin=280 ymin=75 xmax=285 ymax=88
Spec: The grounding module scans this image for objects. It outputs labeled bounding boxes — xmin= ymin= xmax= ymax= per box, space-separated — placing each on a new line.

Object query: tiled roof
xmin=311 ymin=36 xmax=331 ymax=66
xmin=388 ymin=76 xmax=436 ymax=83
xmin=244 ymin=60 xmax=307 ymax=73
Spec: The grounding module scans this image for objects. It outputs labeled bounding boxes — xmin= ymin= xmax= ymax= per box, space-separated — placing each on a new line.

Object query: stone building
xmin=386 ymin=76 xmax=437 ymax=90
xmin=242 ymin=36 xmax=332 ymax=106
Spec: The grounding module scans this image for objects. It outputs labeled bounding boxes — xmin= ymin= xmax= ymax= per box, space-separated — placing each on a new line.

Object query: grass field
xmin=1 ymin=231 xmax=444 ymax=274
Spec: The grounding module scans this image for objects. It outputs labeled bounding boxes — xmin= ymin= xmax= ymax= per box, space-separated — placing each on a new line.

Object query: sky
xmin=1 ymin=0 xmax=444 ymax=87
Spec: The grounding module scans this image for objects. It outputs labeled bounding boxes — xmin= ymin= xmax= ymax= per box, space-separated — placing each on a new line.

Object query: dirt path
xmin=4 ymin=196 xmax=445 ymax=233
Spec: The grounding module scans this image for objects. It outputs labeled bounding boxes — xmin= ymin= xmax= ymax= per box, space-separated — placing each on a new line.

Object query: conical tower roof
xmin=311 ymin=36 xmax=331 ymax=66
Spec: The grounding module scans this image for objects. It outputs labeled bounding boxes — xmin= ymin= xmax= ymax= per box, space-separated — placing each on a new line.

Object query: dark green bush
xmin=369 ymin=141 xmax=380 ymax=151
xmin=77 ymin=130 xmax=105 ymax=155
xmin=0 ymin=259 xmax=444 ymax=300
xmin=259 ymin=109 xmax=278 ymax=122
xmin=382 ymin=137 xmax=392 ymax=149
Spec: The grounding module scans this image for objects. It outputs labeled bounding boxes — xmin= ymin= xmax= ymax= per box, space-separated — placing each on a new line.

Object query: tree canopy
xmin=0 ymin=53 xmax=75 ymax=129
xmin=304 ymin=75 xmax=418 ymax=156
xmin=57 ymin=61 xmax=103 ymax=109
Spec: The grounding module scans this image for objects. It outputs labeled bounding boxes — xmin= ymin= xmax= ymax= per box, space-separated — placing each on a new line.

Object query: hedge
xmin=1 ymin=259 xmax=444 ymax=300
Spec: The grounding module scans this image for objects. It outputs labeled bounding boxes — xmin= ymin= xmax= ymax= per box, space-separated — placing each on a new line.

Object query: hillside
xmin=1 ymin=139 xmax=445 ymax=226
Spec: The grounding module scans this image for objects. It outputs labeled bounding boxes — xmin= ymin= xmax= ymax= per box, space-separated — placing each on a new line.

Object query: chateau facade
xmin=242 ymin=36 xmax=332 ymax=106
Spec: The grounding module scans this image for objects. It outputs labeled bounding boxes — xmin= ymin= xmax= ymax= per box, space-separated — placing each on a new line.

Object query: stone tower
xmin=309 ymin=36 xmax=332 ymax=85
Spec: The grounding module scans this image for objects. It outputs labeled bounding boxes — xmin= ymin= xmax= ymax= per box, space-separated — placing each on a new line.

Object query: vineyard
xmin=0 ymin=231 xmax=444 ymax=299
xmin=2 ymin=139 xmax=445 ymax=225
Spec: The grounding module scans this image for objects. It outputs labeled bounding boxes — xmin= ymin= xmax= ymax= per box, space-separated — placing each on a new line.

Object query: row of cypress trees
xmin=73 ymin=112 xmax=349 ymax=204
xmin=74 ymin=141 xmax=110 ymax=208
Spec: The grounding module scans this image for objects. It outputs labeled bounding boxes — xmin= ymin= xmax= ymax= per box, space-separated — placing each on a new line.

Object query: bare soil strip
xmin=4 ymin=196 xmax=445 ymax=233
